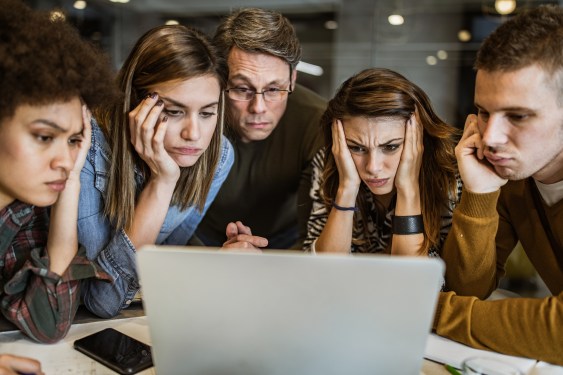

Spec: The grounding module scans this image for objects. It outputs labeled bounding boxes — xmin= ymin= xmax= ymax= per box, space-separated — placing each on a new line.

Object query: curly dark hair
xmin=0 ymin=0 xmax=118 ymax=122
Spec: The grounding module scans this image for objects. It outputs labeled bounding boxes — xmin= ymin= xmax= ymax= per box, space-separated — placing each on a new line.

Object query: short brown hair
xmin=475 ymin=5 xmax=562 ymax=101
xmin=214 ymin=7 xmax=302 ymax=69
xmin=0 ymin=0 xmax=117 ymax=123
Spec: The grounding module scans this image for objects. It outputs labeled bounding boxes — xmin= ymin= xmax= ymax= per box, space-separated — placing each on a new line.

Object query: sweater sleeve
xmin=441 ymin=188 xmax=502 ymax=298
xmin=433 ymin=291 xmax=563 ymax=366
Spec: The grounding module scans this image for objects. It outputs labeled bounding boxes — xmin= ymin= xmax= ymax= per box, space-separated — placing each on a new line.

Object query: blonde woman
xmin=78 ymin=25 xmax=234 ymax=318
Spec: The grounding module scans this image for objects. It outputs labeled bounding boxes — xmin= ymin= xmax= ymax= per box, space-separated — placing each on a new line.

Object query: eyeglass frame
xmin=225 ymin=65 xmax=294 ymax=102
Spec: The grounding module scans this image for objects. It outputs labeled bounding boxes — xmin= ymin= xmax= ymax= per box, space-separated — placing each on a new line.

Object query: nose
xmin=248 ymin=93 xmax=267 ymax=114
xmin=180 ymin=115 xmax=201 ymax=141
xmin=50 ymin=143 xmax=75 ymax=174
xmin=480 ymin=114 xmax=508 ymax=148
xmin=365 ymin=150 xmax=382 ymax=176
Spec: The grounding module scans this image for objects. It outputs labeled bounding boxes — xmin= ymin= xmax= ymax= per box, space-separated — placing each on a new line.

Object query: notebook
xmin=137 ymin=246 xmax=444 ymax=375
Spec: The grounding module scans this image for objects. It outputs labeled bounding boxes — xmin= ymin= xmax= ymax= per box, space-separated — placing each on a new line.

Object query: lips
xmin=46 ymin=179 xmax=67 ymax=192
xmin=246 ymin=122 xmax=269 ymax=129
xmin=484 ymin=153 xmax=511 ymax=165
xmin=365 ymin=178 xmax=389 ymax=188
xmin=172 ymin=147 xmax=201 ymax=156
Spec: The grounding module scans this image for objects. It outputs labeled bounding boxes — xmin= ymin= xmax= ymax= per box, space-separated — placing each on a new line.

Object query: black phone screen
xmin=74 ymin=328 xmax=153 ymax=374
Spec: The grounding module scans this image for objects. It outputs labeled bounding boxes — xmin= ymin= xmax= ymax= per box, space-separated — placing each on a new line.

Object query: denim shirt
xmin=78 ymin=120 xmax=234 ymax=318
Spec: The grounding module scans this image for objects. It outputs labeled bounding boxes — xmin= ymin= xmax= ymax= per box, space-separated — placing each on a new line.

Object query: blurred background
xmin=23 ymin=0 xmax=560 ymax=127
xmin=23 ymin=0 xmax=558 ymax=297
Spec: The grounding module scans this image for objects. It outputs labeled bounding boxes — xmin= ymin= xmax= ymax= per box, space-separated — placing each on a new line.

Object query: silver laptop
xmin=137 ymin=247 xmax=444 ymax=375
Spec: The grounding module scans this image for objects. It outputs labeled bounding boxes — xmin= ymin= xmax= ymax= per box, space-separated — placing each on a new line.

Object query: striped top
xmin=303 ymin=148 xmax=463 ymax=256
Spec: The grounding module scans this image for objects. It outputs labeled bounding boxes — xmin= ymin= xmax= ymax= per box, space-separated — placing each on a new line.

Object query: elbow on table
xmin=83 ymin=297 xmax=123 ymax=319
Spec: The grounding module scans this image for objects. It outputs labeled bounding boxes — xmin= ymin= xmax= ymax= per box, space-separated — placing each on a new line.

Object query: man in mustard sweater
xmin=436 ymin=5 xmax=563 ymax=365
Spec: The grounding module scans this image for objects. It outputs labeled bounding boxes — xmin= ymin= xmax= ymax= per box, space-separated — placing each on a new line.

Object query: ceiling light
xmin=437 ymin=50 xmax=448 ymax=60
xmin=73 ymin=0 xmax=86 ymax=9
xmin=296 ymin=61 xmax=324 ymax=77
xmin=426 ymin=56 xmax=437 ymax=66
xmin=388 ymin=14 xmax=404 ymax=26
xmin=110 ymin=0 xmax=130 ymax=3
xmin=495 ymin=0 xmax=516 ymax=15
xmin=165 ymin=20 xmax=179 ymax=25
xmin=324 ymin=20 xmax=338 ymax=30
xmin=457 ymin=29 xmax=471 ymax=42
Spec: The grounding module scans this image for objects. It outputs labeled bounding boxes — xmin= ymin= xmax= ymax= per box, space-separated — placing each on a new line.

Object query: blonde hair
xmin=95 ymin=25 xmax=228 ymax=230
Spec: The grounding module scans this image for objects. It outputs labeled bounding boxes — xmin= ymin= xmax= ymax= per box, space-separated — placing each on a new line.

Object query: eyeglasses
xmin=225 ymin=87 xmax=293 ymax=102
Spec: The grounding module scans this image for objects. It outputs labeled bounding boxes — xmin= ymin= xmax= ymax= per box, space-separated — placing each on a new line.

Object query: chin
xmin=23 ymin=193 xmax=59 ymax=207
xmin=175 ymin=156 xmax=199 ymax=168
xmin=367 ymin=186 xmax=394 ymax=196
xmin=494 ymin=166 xmax=528 ymax=181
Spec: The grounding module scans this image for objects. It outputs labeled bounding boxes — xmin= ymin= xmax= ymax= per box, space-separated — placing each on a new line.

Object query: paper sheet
xmin=424 ymin=333 xmax=537 ymax=374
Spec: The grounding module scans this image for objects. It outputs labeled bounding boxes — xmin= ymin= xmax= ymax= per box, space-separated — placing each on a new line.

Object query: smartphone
xmin=74 ymin=328 xmax=153 ymax=374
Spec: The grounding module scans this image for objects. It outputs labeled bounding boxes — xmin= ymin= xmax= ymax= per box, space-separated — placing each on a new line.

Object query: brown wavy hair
xmin=320 ymin=68 xmax=460 ymax=254
xmin=95 ymin=25 xmax=228 ymax=230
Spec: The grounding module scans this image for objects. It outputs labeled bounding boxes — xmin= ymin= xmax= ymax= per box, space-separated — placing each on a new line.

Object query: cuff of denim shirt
xmin=98 ymin=229 xmax=140 ymax=289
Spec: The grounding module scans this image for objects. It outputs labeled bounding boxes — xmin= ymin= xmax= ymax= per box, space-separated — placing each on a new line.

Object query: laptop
xmin=137 ymin=247 xmax=444 ymax=375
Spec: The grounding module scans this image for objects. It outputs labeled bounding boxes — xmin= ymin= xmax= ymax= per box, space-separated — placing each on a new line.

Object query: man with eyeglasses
xmin=194 ymin=8 xmax=327 ymax=249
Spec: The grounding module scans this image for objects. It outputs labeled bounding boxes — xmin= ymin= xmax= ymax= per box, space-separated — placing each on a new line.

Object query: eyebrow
xmin=228 ymin=73 xmax=287 ymax=87
xmin=31 ymin=119 xmax=85 ymax=136
xmin=345 ymin=137 xmax=403 ymax=146
xmin=379 ymin=137 xmax=403 ymax=146
xmin=474 ymin=102 xmax=534 ymax=112
xmin=159 ymin=95 xmax=219 ymax=110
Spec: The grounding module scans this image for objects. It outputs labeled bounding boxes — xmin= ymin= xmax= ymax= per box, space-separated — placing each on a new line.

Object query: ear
xmin=291 ymin=67 xmax=298 ymax=88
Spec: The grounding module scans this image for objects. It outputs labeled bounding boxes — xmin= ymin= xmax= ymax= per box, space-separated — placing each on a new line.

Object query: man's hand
xmin=222 ymin=221 xmax=268 ymax=251
xmin=455 ymin=114 xmax=507 ymax=193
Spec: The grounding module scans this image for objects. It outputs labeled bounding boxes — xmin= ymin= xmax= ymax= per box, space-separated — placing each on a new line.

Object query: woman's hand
xmin=395 ymin=113 xmax=423 ymax=194
xmin=331 ymin=119 xmax=361 ymax=192
xmin=68 ymin=105 xmax=92 ymax=181
xmin=129 ymin=93 xmax=180 ymax=184
xmin=0 ymin=354 xmax=43 ymax=375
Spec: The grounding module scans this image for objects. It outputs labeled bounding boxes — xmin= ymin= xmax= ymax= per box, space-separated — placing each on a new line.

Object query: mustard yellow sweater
xmin=435 ymin=180 xmax=563 ymax=365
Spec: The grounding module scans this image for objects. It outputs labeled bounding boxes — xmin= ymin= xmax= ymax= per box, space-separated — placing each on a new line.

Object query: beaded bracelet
xmin=333 ymin=203 xmax=359 ymax=212
xmin=392 ymin=215 xmax=424 ymax=235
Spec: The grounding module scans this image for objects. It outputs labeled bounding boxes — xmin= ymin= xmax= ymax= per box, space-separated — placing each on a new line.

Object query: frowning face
xmin=343 ymin=116 xmax=406 ymax=195
xmin=0 ymin=97 xmax=84 ymax=209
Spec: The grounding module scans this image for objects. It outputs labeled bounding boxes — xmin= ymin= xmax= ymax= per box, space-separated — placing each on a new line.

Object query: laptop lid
xmin=137 ymin=247 xmax=444 ymax=375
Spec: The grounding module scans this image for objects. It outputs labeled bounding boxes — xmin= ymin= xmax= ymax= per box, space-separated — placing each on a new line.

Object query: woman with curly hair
xmin=77 ymin=24 xmax=240 ymax=318
xmin=304 ymin=68 xmax=462 ymax=257
xmin=0 ymin=0 xmax=115 ymax=349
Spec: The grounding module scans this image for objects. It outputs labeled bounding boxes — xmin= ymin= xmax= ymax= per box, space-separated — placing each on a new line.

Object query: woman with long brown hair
xmin=304 ymin=68 xmax=462 ymax=257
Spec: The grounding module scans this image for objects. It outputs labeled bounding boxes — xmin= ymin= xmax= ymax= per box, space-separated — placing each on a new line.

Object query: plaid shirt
xmin=0 ymin=200 xmax=111 ymax=343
